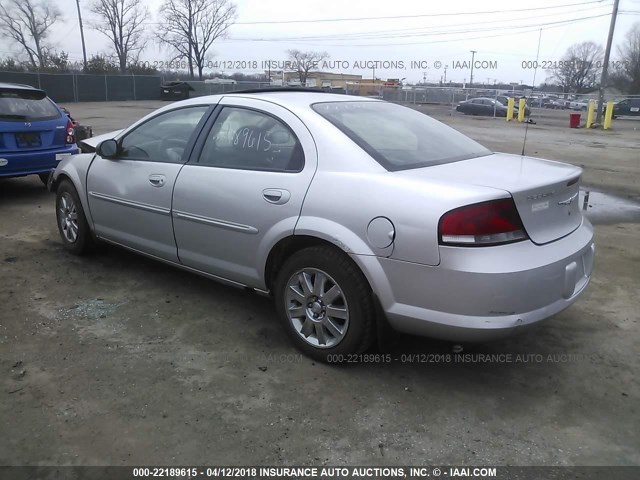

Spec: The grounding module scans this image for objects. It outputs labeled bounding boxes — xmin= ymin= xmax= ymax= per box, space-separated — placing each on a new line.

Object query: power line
xmin=229 ymin=4 xmax=612 ymax=43
xmin=229 ymin=0 xmax=608 ymax=25
xmin=222 ymin=13 xmax=615 ymax=46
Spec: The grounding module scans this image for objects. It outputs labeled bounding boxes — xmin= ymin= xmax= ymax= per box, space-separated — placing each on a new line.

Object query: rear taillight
xmin=65 ymin=120 xmax=75 ymax=144
xmin=439 ymin=198 xmax=528 ymax=246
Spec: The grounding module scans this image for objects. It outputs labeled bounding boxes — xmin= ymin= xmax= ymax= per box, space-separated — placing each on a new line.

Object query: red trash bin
xmin=569 ymin=112 xmax=581 ymax=128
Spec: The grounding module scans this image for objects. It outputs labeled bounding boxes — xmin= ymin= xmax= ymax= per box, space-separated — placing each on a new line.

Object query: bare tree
xmin=0 ymin=0 xmax=62 ymax=69
xmin=611 ymin=22 xmax=640 ymax=94
xmin=287 ymin=49 xmax=329 ymax=86
xmin=157 ymin=0 xmax=236 ymax=80
xmin=90 ymin=0 xmax=149 ymax=74
xmin=549 ymin=41 xmax=604 ymax=93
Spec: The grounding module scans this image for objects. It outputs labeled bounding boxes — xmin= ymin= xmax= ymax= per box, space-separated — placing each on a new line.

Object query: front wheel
xmin=55 ymin=179 xmax=94 ymax=255
xmin=274 ymin=246 xmax=375 ymax=362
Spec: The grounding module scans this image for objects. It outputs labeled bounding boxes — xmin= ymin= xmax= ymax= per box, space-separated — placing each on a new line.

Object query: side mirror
xmin=96 ymin=139 xmax=118 ymax=158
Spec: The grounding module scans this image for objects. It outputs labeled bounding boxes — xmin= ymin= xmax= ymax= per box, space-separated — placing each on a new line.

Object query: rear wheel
xmin=56 ymin=179 xmax=94 ymax=255
xmin=274 ymin=246 xmax=375 ymax=362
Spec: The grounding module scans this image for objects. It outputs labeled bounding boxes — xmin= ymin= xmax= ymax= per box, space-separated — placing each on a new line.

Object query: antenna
xmin=521 ymin=28 xmax=543 ymax=156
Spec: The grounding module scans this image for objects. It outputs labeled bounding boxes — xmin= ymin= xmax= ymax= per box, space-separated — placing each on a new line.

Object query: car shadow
xmin=0 ymin=176 xmax=52 ymax=203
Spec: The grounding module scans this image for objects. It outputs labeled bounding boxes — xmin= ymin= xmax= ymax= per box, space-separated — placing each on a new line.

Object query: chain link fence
xmin=0 ymin=71 xmax=162 ymax=103
xmin=345 ymin=83 xmax=640 ymax=119
xmin=2 ymin=71 xmax=638 ymax=126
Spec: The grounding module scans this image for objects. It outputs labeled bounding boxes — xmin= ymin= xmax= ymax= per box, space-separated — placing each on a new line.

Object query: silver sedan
xmin=49 ymin=91 xmax=594 ymax=361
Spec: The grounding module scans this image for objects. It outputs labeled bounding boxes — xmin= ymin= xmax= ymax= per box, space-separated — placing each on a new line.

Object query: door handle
xmin=263 ymin=188 xmax=290 ymax=205
xmin=149 ymin=174 xmax=165 ymax=187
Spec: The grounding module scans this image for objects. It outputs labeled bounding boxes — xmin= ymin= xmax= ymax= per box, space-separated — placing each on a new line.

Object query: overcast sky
xmin=10 ymin=0 xmax=640 ymax=84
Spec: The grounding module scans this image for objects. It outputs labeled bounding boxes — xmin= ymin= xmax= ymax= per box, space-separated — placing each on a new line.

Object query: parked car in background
xmin=0 ymin=83 xmax=78 ymax=185
xmin=530 ymin=97 xmax=554 ymax=108
xmin=613 ymin=98 xmax=640 ymax=117
xmin=49 ymin=90 xmax=594 ymax=361
xmin=60 ymin=107 xmax=93 ymax=142
xmin=497 ymin=95 xmax=531 ymax=116
xmin=456 ymin=98 xmax=513 ymax=117
xmin=545 ymin=99 xmax=570 ymax=109
xmin=569 ymin=100 xmax=590 ymax=111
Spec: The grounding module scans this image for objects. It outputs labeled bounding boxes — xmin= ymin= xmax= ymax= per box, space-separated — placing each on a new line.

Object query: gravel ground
xmin=1 ymin=101 xmax=638 ymax=467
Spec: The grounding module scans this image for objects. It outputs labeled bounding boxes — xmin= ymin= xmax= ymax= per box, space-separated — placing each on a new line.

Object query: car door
xmin=172 ymin=97 xmax=317 ymax=288
xmin=473 ymin=98 xmax=486 ymax=115
xmin=86 ymin=105 xmax=211 ymax=261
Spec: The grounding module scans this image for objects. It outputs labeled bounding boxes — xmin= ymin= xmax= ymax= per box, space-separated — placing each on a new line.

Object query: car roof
xmin=0 ymin=82 xmax=41 ymax=91
xmin=166 ymin=90 xmax=379 ymax=117
xmin=124 ymin=90 xmax=381 ymax=133
xmin=225 ymin=90 xmax=378 ymax=108
xmin=0 ymin=82 xmax=48 ymax=100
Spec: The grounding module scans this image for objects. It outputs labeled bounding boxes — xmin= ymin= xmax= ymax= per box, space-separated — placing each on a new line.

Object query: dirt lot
xmin=1 ymin=101 xmax=639 ymax=467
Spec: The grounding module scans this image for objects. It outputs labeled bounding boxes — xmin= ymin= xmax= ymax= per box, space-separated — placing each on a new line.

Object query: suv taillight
xmin=65 ymin=120 xmax=75 ymax=144
xmin=438 ymin=198 xmax=528 ymax=246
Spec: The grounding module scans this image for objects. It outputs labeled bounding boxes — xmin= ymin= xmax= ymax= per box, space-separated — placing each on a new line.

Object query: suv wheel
xmin=274 ymin=246 xmax=375 ymax=362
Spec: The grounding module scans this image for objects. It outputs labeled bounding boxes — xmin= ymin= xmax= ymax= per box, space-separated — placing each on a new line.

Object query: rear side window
xmin=0 ymin=90 xmax=60 ymax=121
xmin=198 ymin=107 xmax=304 ymax=172
xmin=313 ymin=101 xmax=490 ymax=171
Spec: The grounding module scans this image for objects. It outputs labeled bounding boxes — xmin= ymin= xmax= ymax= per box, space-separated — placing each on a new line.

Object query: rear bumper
xmin=0 ymin=145 xmax=79 ymax=177
xmin=355 ymin=219 xmax=595 ymax=342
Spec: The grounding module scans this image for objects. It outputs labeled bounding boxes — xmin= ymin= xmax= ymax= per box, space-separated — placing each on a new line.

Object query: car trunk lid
xmin=399 ymin=152 xmax=583 ymax=245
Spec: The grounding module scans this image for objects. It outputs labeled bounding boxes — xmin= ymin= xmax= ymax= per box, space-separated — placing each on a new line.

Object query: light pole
xmin=75 ymin=0 xmax=87 ymax=71
xmin=596 ymin=0 xmax=620 ymax=124
xmin=469 ymin=50 xmax=477 ymax=87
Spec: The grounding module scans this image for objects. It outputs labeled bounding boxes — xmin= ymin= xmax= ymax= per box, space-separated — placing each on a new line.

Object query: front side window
xmin=198 ymin=107 xmax=304 ymax=172
xmin=313 ymin=101 xmax=490 ymax=171
xmin=119 ymin=106 xmax=208 ymax=163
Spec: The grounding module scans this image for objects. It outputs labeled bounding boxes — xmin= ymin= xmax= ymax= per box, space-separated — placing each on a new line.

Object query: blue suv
xmin=0 ymin=83 xmax=79 ymax=185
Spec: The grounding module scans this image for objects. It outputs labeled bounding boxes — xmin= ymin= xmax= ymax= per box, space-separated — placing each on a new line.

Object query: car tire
xmin=55 ymin=179 xmax=94 ymax=255
xmin=38 ymin=173 xmax=50 ymax=186
xmin=273 ymin=246 xmax=375 ymax=362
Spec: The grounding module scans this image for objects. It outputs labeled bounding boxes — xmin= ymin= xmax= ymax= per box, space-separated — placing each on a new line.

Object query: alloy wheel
xmin=284 ymin=268 xmax=349 ymax=348
xmin=58 ymin=192 xmax=79 ymax=243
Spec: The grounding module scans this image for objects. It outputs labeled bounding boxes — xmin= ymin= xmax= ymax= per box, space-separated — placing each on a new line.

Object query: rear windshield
xmin=312 ymin=101 xmax=490 ymax=171
xmin=0 ymin=91 xmax=60 ymax=121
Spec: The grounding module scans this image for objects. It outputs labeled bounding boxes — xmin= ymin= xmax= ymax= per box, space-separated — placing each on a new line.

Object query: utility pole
xmin=596 ymin=0 xmax=620 ymax=124
xmin=469 ymin=50 xmax=477 ymax=87
xmin=444 ymin=65 xmax=447 ymax=83
xmin=75 ymin=0 xmax=88 ymax=71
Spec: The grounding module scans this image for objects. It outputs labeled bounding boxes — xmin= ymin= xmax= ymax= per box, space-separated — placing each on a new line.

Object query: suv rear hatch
xmin=0 ymin=86 xmax=65 ymax=154
xmin=400 ymin=153 xmax=583 ymax=245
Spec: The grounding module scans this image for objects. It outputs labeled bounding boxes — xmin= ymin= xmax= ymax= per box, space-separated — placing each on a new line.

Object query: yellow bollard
xmin=586 ymin=100 xmax=595 ymax=128
xmin=603 ymin=101 xmax=614 ymax=130
xmin=507 ymin=97 xmax=515 ymax=122
xmin=518 ymin=98 xmax=526 ymax=122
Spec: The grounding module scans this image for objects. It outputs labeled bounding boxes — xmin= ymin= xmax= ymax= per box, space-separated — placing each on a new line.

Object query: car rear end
xmin=381 ymin=154 xmax=594 ymax=341
xmin=309 ymin=100 xmax=594 ymax=342
xmin=0 ymin=84 xmax=78 ymax=179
